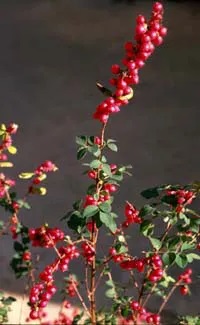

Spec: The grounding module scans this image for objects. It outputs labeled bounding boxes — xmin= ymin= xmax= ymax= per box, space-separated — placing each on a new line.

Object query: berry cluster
xmin=29 ymin=244 xmax=79 ymax=320
xmin=178 ymin=268 xmax=192 ymax=295
xmin=29 ymin=282 xmax=57 ymax=319
xmin=35 ymin=160 xmax=58 ymax=174
xmin=166 ymin=188 xmax=196 ymax=213
xmin=120 ymin=258 xmax=145 ymax=272
xmin=27 ymin=160 xmax=58 ymax=195
xmin=0 ymin=173 xmax=15 ymax=198
xmin=146 ymin=254 xmax=163 ymax=282
xmin=29 ymin=226 xmax=64 ymax=248
xmin=93 ymin=2 xmax=167 ymax=123
xmin=81 ymin=242 xmax=95 ymax=264
xmin=130 ymin=300 xmax=160 ymax=325
xmin=119 ymin=254 xmax=163 ymax=283
xmin=0 ymin=123 xmax=18 ymax=153
xmin=83 ymin=182 xmax=116 ymax=208
xmin=123 ymin=202 xmax=141 ymax=227
xmin=58 ymin=245 xmax=80 ymax=272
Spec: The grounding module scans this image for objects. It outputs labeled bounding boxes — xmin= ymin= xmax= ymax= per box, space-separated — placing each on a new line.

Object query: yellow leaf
xmin=39 ymin=187 xmax=47 ymax=195
xmin=0 ymin=162 xmax=13 ymax=168
xmin=19 ymin=172 xmax=34 ymax=179
xmin=38 ymin=174 xmax=47 ymax=181
xmin=0 ymin=124 xmax=6 ymax=131
xmin=0 ymin=124 xmax=6 ymax=136
xmin=8 ymin=146 xmax=17 ymax=155
xmin=117 ymin=88 xmax=134 ymax=101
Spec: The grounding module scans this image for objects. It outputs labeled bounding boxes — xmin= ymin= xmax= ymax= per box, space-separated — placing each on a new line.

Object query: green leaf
xmin=161 ymin=195 xmax=177 ymax=206
xmin=179 ymin=213 xmax=190 ymax=225
xmin=121 ymin=307 xmax=130 ymax=317
xmin=162 ymin=252 xmax=176 ymax=266
xmin=110 ymin=172 xmax=123 ymax=182
xmin=105 ymin=288 xmax=116 ymax=299
xmin=89 ymin=160 xmax=101 ymax=169
xmin=14 ymin=241 xmax=23 ymax=252
xmin=77 ymin=147 xmax=87 ymax=160
xmin=102 ymin=164 xmax=112 ymax=176
xmin=115 ymin=242 xmax=127 ymax=254
xmin=17 ymin=200 xmax=31 ymax=210
xmin=76 ymin=136 xmax=87 ymax=146
xmin=83 ymin=205 xmax=99 ymax=219
xmin=139 ymin=205 xmax=155 ymax=217
xmin=175 ymin=254 xmax=188 ymax=268
xmin=106 ymin=279 xmax=114 ymax=287
xmin=72 ymin=199 xmax=83 ymax=211
xmin=168 ymin=237 xmax=181 ymax=250
xmin=149 ymin=237 xmax=162 ymax=250
xmin=186 ymin=253 xmax=200 ymax=263
xmin=3 ymin=296 xmax=16 ymax=305
xmin=99 ymin=202 xmax=111 ymax=213
xmin=18 ymin=172 xmax=34 ymax=179
xmin=140 ymin=220 xmax=154 ymax=237
xmin=88 ymin=145 xmax=101 ymax=157
xmin=107 ymin=142 xmax=118 ymax=152
xmin=107 ymin=139 xmax=117 ymax=144
xmin=72 ymin=312 xmax=84 ymax=325
xmin=99 ymin=211 xmax=117 ymax=233
xmin=140 ymin=187 xmax=160 ymax=199
xmin=181 ymin=242 xmax=196 ymax=252
xmin=67 ymin=213 xmax=85 ymax=233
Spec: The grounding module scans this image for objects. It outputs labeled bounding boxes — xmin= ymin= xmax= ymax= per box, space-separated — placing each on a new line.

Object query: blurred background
xmin=0 ymin=0 xmax=200 ymax=322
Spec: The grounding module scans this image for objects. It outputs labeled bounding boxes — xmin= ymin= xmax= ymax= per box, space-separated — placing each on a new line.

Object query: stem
xmin=142 ymin=282 xmax=157 ymax=307
xmin=160 ymin=223 xmax=172 ymax=244
xmin=140 ymin=223 xmax=173 ymax=307
xmin=158 ymin=280 xmax=181 ymax=314
xmin=89 ymin=226 xmax=97 ymax=324
xmin=88 ymin=122 xmax=107 ymax=324
xmin=94 ymin=256 xmax=113 ymax=291
xmin=71 ymin=279 xmax=91 ymax=318
xmin=120 ymin=227 xmax=140 ymax=295
xmin=100 ymin=122 xmax=107 ymax=148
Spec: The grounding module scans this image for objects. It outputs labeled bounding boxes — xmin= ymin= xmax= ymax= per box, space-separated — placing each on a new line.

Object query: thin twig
xmin=158 ymin=280 xmax=181 ymax=314
xmin=71 ymin=279 xmax=91 ymax=318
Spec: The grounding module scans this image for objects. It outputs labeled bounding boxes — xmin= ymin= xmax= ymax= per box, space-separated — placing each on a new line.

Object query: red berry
xmin=153 ymin=2 xmax=163 ymax=13
xmin=159 ymin=26 xmax=167 ymax=37
xmin=136 ymin=15 xmax=146 ymax=24
xmin=29 ymin=310 xmax=39 ymax=320
xmin=111 ymin=64 xmax=120 ymax=74
xmin=180 ymin=285 xmax=188 ymax=295
xmin=117 ymin=79 xmax=127 ymax=90
xmin=130 ymin=301 xmax=139 ymax=311
xmin=22 ymin=251 xmax=31 ymax=261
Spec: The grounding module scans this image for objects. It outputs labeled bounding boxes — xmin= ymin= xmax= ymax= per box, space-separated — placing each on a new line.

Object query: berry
xmin=180 ymin=286 xmax=188 ymax=296
xmin=111 ymin=64 xmax=121 ymax=74
xmin=22 ymin=251 xmax=31 ymax=261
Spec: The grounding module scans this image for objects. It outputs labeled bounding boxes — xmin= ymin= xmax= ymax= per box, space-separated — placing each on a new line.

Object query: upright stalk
xmin=89 ymin=122 xmax=107 ymax=324
xmin=90 ymin=225 xmax=97 ymax=324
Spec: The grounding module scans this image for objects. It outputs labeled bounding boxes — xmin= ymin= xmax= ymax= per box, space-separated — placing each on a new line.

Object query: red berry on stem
xmin=180 ymin=285 xmax=188 ymax=296
xmin=111 ymin=64 xmax=121 ymax=74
